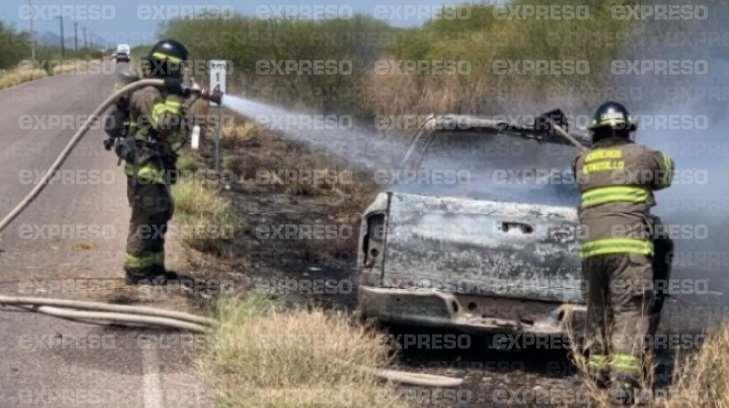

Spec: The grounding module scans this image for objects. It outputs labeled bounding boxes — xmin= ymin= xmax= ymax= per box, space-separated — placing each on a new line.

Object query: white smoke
xmin=618 ymin=4 xmax=729 ymax=310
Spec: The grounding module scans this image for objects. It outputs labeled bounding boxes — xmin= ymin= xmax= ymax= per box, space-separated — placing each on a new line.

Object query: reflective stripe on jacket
xmin=581 ymin=186 xmax=649 ymax=208
xmin=122 ymin=83 xmax=186 ymax=180
xmin=150 ymin=96 xmax=183 ymax=131
xmin=573 ymin=136 xmax=673 ymax=256
xmin=124 ymin=162 xmax=167 ymax=184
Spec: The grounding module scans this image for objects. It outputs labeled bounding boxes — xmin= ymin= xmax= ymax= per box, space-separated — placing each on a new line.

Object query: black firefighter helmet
xmin=589 ymin=101 xmax=637 ymax=141
xmin=142 ymin=39 xmax=189 ymax=79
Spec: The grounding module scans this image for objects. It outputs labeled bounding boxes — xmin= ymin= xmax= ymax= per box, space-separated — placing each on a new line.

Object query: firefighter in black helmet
xmin=115 ymin=39 xmax=191 ymax=284
xmin=590 ymin=101 xmax=637 ymax=136
xmin=141 ymin=39 xmax=188 ymax=80
xmin=573 ymin=102 xmax=674 ymax=404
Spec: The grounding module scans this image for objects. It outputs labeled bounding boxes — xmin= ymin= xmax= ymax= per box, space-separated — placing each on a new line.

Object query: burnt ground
xmin=186 ymin=121 xmax=692 ymax=407
xmin=180 ymin=122 xmax=375 ymax=309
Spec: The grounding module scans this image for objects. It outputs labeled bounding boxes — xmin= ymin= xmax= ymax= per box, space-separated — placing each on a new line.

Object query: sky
xmin=2 ymin=0 xmax=475 ymax=46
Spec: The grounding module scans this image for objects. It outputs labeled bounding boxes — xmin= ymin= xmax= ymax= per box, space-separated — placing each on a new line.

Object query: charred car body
xmin=356 ymin=112 xmax=672 ymax=339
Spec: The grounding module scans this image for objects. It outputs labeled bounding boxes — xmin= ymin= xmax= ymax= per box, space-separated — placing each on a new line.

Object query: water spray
xmin=218 ymin=94 xmax=413 ymax=172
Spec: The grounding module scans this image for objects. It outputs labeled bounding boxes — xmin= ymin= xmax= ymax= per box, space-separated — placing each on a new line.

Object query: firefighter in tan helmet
xmin=573 ymin=102 xmax=674 ymax=404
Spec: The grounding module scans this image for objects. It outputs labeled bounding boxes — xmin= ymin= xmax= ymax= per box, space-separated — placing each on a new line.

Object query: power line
xmin=57 ymin=16 xmax=65 ymax=59
xmin=27 ymin=0 xmax=35 ymax=61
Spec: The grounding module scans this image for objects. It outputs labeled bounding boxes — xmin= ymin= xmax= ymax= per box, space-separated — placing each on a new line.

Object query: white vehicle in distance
xmin=114 ymin=44 xmax=131 ymax=63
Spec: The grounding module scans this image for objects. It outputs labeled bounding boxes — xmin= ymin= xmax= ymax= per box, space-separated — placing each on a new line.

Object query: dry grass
xmin=172 ymin=177 xmax=245 ymax=254
xmin=666 ymin=324 xmax=729 ymax=407
xmin=221 ymin=121 xmax=261 ymax=147
xmin=566 ymin=316 xmax=657 ymax=407
xmin=362 ymin=2 xmax=641 ymax=119
xmin=570 ymin=343 xmax=655 ymax=407
xmin=0 ymin=59 xmax=108 ymax=91
xmin=201 ymin=295 xmax=409 ymax=408
xmin=51 ymin=59 xmax=103 ymax=76
xmin=364 ymin=58 xmax=472 ymax=119
xmin=0 ymin=65 xmax=47 ymax=90
xmin=364 ymin=55 xmax=566 ymax=121
xmin=569 ymin=319 xmax=729 ymax=407
xmin=569 ymin=350 xmax=608 ymax=407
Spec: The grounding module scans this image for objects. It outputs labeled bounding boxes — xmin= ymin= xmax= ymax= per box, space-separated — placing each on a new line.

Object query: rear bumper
xmin=358 ymin=286 xmax=585 ymax=336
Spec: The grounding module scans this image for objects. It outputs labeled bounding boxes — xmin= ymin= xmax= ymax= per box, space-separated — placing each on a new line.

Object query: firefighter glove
xmin=164 ymin=77 xmax=184 ymax=96
xmin=116 ymin=137 xmax=136 ymax=162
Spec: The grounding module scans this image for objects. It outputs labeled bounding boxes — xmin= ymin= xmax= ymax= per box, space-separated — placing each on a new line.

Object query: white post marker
xmin=190 ymin=125 xmax=201 ymax=150
xmin=208 ymin=60 xmax=227 ymax=173
xmin=208 ymin=60 xmax=227 ymax=106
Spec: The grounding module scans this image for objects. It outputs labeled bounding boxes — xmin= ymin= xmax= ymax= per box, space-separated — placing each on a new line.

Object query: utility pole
xmin=57 ymin=16 xmax=65 ymax=59
xmin=74 ymin=22 xmax=78 ymax=51
xmin=28 ymin=0 xmax=35 ymax=62
xmin=82 ymin=27 xmax=87 ymax=49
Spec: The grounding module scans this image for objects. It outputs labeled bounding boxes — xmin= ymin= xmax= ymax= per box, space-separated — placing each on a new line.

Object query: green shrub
xmin=161 ymin=14 xmax=397 ymax=116
xmin=0 ymin=22 xmax=31 ymax=70
xmin=176 ymin=150 xmax=201 ymax=173
xmin=368 ymin=1 xmax=642 ymax=116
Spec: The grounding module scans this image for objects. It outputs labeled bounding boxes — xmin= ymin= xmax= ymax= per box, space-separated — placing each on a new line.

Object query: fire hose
xmin=0 ymin=295 xmax=215 ymax=332
xmin=0 ymin=77 xmax=228 ymax=334
xmin=0 ymin=78 xmax=220 ymax=234
xmin=0 ymin=80 xmax=231 ymax=337
xmin=0 ymin=294 xmax=462 ymax=387
xmin=0 ymin=79 xmax=462 ymax=387
xmin=0 ymin=79 xmax=220 ymax=331
xmin=546 ymin=117 xmax=589 ymax=153
xmin=0 ymin=79 xmax=160 ymax=233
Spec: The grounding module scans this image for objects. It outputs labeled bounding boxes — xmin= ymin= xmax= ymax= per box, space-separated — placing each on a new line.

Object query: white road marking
xmin=142 ymin=343 xmax=165 ymax=408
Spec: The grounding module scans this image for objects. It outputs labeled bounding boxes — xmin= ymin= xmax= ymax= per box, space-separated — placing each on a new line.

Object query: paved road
xmin=0 ymin=62 xmax=210 ymax=407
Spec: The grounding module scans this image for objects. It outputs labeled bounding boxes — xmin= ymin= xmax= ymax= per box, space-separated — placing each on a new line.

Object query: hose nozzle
xmin=185 ymin=79 xmax=223 ymax=104
xmin=200 ymin=87 xmax=223 ymax=105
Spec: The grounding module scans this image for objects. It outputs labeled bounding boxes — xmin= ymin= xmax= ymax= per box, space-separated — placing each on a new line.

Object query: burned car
xmin=356 ymin=112 xmax=672 ymax=338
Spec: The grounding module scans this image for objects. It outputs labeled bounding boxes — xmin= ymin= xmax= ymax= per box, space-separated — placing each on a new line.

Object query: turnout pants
xmin=124 ymin=176 xmax=174 ymax=277
xmin=583 ymin=253 xmax=654 ymax=387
